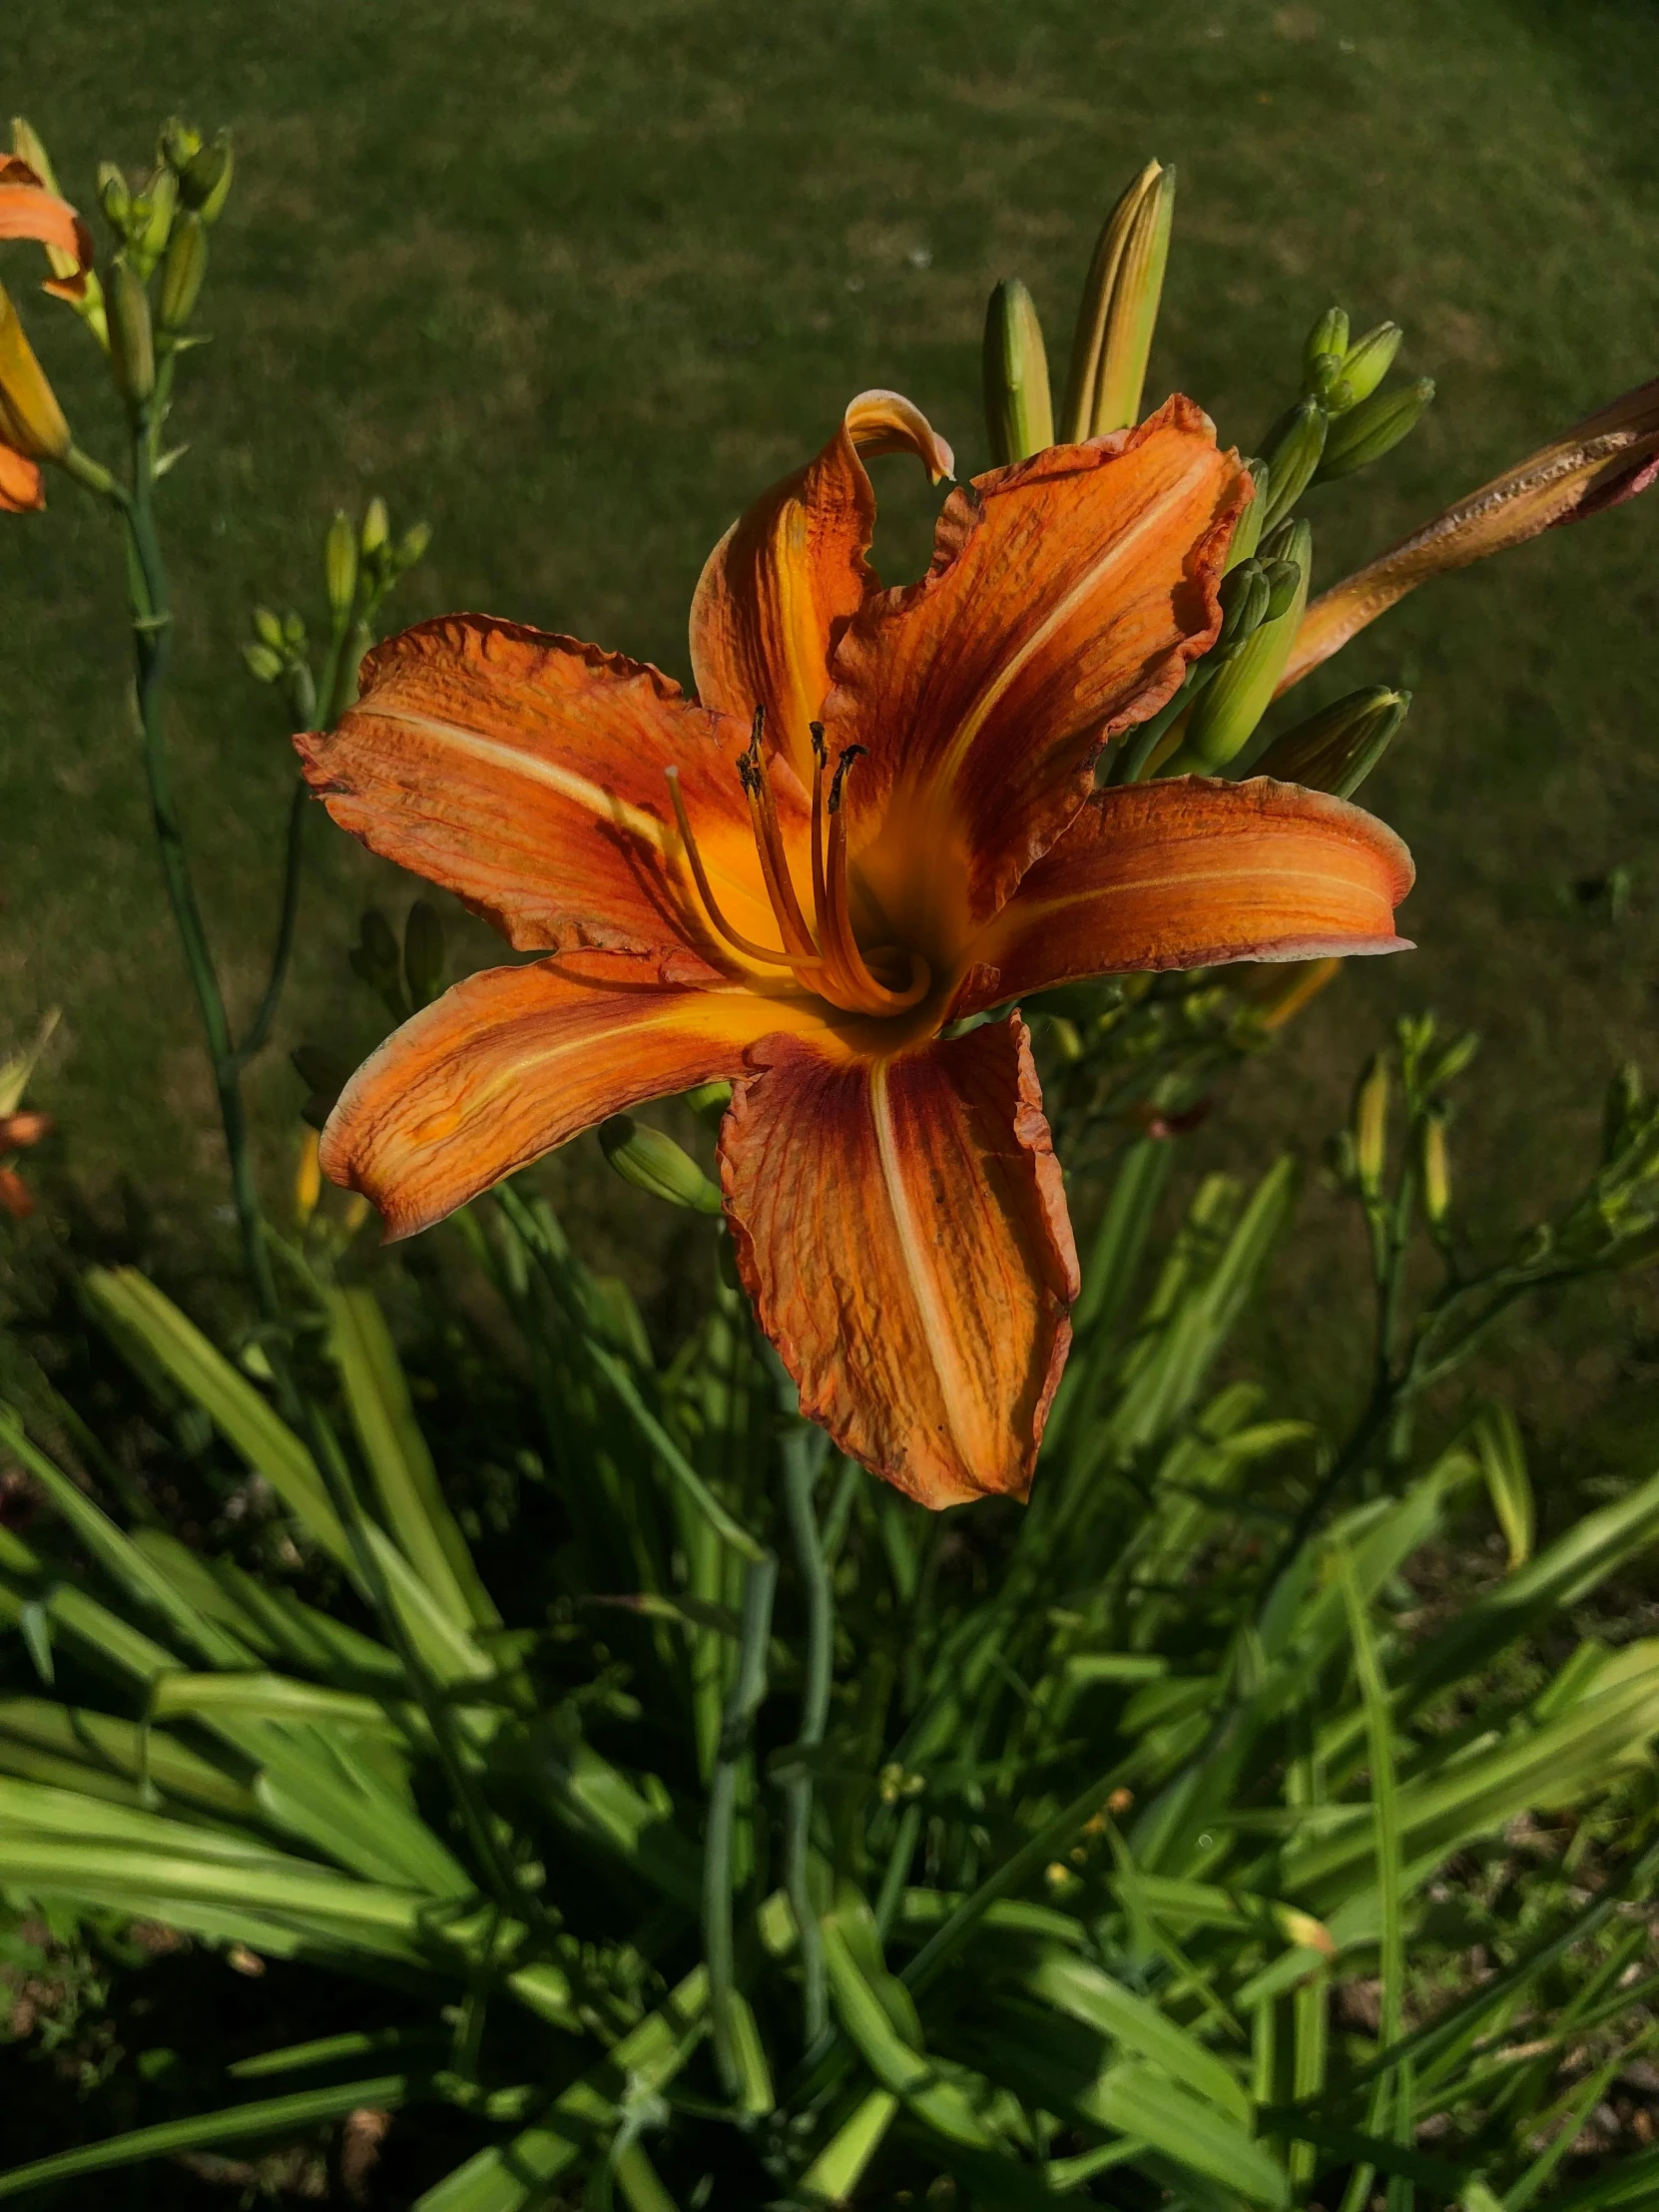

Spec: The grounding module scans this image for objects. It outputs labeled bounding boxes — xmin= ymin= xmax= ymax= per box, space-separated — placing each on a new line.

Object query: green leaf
xmin=1022 ymin=1944 xmax=1251 ymax=2124
xmin=1473 ymin=1402 xmax=1533 ymax=1568
xmin=1090 ymin=2061 xmax=1288 ymax=2207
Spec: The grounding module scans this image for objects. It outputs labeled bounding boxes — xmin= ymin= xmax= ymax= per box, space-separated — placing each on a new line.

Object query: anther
xmin=828 ymin=744 xmax=867 ymax=815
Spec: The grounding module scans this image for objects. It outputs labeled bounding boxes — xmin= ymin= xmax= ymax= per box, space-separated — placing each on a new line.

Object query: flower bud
xmin=1420 ymin=1110 xmax=1451 ymax=1227
xmin=157 ymin=210 xmax=207 ymax=332
xmin=598 ymin=1115 xmax=723 ymax=1215
xmin=1062 ymin=159 xmax=1175 ymax=440
xmin=1303 ymin=306 xmax=1349 ymax=390
xmin=159 ymin=118 xmax=203 ymax=173
xmin=1259 ymin=398 xmax=1329 ymax=532
xmin=97 ymin=162 xmax=131 ymax=232
xmin=393 ymin=520 xmax=431 ymax=571
xmin=0 ymin=1010 xmax=58 ymax=1120
xmin=281 ymin=609 xmax=305 ymax=650
xmin=1602 ymin=1062 xmax=1643 ymax=1164
xmin=1335 ymin=320 xmax=1402 ymax=409
xmin=254 ymin=605 xmax=285 ymax=650
xmin=982 ymin=277 xmax=1054 ymax=466
xmin=1254 ymin=684 xmax=1409 ymax=800
xmin=107 ymin=258 xmax=155 ymax=414
xmin=403 ymin=898 xmax=445 ymax=1009
xmin=293 ymin=1128 xmax=322 ymax=1228
xmin=1223 ymin=458 xmax=1268 ymax=572
xmin=180 ymin=132 xmax=233 ymax=223
xmin=132 ymin=164 xmax=178 ymax=277
xmin=242 ymin=641 xmax=284 ymax=684
xmin=1214 ymin=558 xmax=1270 ymax=655
xmin=1352 ymin=1052 xmax=1389 ymax=1196
xmin=1313 ymin=376 xmax=1435 ymax=484
xmin=1177 ymin=519 xmax=1311 ymax=772
xmin=684 ymin=1080 xmax=734 ymax=1130
xmin=1260 ymin=556 xmax=1303 ymax=622
xmin=319 ymin=509 xmax=357 ymax=620
xmin=360 ymin=495 xmax=389 ymax=556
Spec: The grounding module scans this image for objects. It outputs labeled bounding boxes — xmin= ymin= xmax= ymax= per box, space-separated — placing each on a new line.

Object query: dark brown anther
xmin=736 ymin=752 xmax=758 ymax=797
xmin=810 ymin=720 xmax=828 ymax=763
xmin=829 ymin=744 xmax=867 ymax=815
xmin=749 ymin=703 xmax=766 ymax=755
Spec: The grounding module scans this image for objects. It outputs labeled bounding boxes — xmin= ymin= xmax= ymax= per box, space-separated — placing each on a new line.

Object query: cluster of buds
xmin=0 ymin=1012 xmax=58 ymax=1222
xmin=245 ymin=496 xmax=430 ymax=725
xmin=95 ymin=116 xmax=232 ymax=427
xmin=1330 ymin=1012 xmax=1478 ymax=1243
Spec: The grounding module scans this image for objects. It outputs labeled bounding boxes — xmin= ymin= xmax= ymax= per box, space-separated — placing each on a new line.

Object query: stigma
xmin=666 ymin=708 xmax=930 ymax=1018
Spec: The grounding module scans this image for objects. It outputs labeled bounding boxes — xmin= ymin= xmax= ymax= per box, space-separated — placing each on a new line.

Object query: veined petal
xmin=0 ymin=438 xmax=43 ymax=511
xmin=297 ymin=614 xmax=798 ymax=971
xmin=320 ymin=949 xmax=841 ymax=1240
xmin=1281 ymin=374 xmax=1659 ymax=695
xmin=0 ymin=156 xmax=94 ymax=298
xmin=721 ymin=1015 xmax=1079 ymax=1508
xmin=0 ymin=283 xmax=68 ymax=461
xmin=825 ymin=395 xmax=1249 ymax=962
xmin=689 ymin=389 xmax=954 ymax=789
xmin=959 ymin=778 xmax=1413 ymax=1012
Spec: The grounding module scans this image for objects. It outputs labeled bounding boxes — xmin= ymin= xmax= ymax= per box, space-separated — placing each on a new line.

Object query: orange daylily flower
xmin=1281 ymin=374 xmax=1659 ymax=695
xmin=0 ymin=153 xmax=94 ymax=512
xmin=298 ymin=391 xmax=1412 ymax=1507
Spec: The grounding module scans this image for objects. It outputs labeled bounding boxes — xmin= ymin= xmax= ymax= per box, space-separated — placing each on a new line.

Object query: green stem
xmin=235 ymin=776 xmax=308 ymax=1063
xmin=705 ymin=1549 xmax=778 ymax=2096
xmin=780 ymin=1404 xmax=831 ymax=2048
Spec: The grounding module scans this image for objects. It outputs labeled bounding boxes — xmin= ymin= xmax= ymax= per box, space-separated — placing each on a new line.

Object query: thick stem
xmin=781 ymin=1408 xmax=831 ymax=2047
xmin=705 ymin=1550 xmax=779 ymax=2097
xmin=236 ymin=776 xmax=308 ymax=1063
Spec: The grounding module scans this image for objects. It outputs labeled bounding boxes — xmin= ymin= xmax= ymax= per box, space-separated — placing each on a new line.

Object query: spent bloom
xmin=298 ymin=392 xmax=1410 ymax=1506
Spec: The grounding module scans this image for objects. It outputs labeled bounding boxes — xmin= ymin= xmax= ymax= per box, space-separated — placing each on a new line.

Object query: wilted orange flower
xmin=298 ymin=392 xmax=1411 ymax=1506
xmin=0 ymin=153 xmax=94 ymax=512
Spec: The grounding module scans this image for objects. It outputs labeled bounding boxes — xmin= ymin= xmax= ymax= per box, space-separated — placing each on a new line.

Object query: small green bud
xmin=598 ymin=1115 xmax=723 ymax=1215
xmin=1224 ymin=458 xmax=1268 ymax=572
xmin=243 ymin=641 xmax=283 ymax=684
xmin=1303 ymin=306 xmax=1350 ymax=388
xmin=281 ymin=610 xmax=305 ymax=649
xmin=1177 ymin=519 xmax=1311 ymax=773
xmin=97 ymin=163 xmax=131 ymax=232
xmin=1314 ymin=376 xmax=1435 ymax=484
xmin=159 ymin=117 xmax=203 ymax=174
xmin=1215 ymin=558 xmax=1271 ymax=656
xmin=1063 ymin=159 xmax=1176 ymax=440
xmin=107 ymin=258 xmax=156 ymax=414
xmin=982 ymin=276 xmax=1054 ymax=466
xmin=1305 ymin=350 xmax=1345 ymax=401
xmin=180 ymin=132 xmax=233 ymax=223
xmin=1421 ymin=1030 xmax=1479 ymax=1094
xmin=684 ymin=1080 xmax=734 ymax=1130
xmin=393 ymin=520 xmax=431 ymax=571
xmin=254 ymin=605 xmax=285 ymax=651
xmin=1420 ymin=1111 xmax=1451 ymax=1227
xmin=1604 ymin=1062 xmax=1643 ymax=1164
xmin=324 ymin=509 xmax=358 ymax=620
xmin=403 ymin=898 xmax=446 ymax=1009
xmin=156 ymin=210 xmax=207 ymax=332
xmin=1254 ymin=684 xmax=1409 ymax=799
xmin=1259 ymin=398 xmax=1329 ymax=532
xmin=1335 ymin=320 xmax=1402 ymax=409
xmin=1259 ymin=556 xmax=1303 ymax=622
xmin=1352 ymin=1053 xmax=1389 ymax=1196
xmin=133 ymin=164 xmax=178 ymax=276
xmin=360 ymin=496 xmax=389 ymax=556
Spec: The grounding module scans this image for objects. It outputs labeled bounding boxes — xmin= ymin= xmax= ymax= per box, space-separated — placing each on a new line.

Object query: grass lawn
xmin=6 ymin=0 xmax=1659 ymax=1456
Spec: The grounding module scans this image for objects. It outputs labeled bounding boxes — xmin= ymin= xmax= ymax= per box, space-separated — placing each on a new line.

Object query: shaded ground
xmin=5 ymin=0 xmax=1659 ymax=1454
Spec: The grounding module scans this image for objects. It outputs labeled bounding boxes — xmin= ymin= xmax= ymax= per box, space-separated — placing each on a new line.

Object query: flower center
xmin=666 ymin=709 xmax=931 ymax=1019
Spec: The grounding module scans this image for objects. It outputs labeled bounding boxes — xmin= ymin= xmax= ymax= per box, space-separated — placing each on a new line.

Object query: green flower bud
xmin=982 ymin=277 xmax=1054 ymax=466
xmin=393 ymin=520 xmax=432 ymax=571
xmin=1420 ymin=1111 xmax=1451 ymax=1227
xmin=684 ymin=1080 xmax=734 ymax=1130
xmin=97 ymin=163 xmax=131 ymax=232
xmin=254 ymin=605 xmax=285 ymax=651
xmin=180 ymin=132 xmax=233 ymax=223
xmin=598 ymin=1115 xmax=723 ymax=1215
xmin=1062 ymin=159 xmax=1175 ymax=439
xmin=360 ymin=496 xmax=389 ymax=556
xmin=1259 ymin=555 xmax=1303 ymax=621
xmin=159 ymin=117 xmax=203 ymax=174
xmin=281 ymin=609 xmax=305 ymax=650
xmin=156 ymin=210 xmax=207 ymax=333
xmin=323 ymin=509 xmax=359 ymax=619
xmin=403 ymin=898 xmax=446 ymax=1009
xmin=1254 ymin=684 xmax=1409 ymax=799
xmin=1259 ymin=398 xmax=1329 ymax=532
xmin=1224 ymin=458 xmax=1268 ymax=572
xmin=1602 ymin=1063 xmax=1643 ymax=1164
xmin=1335 ymin=320 xmax=1402 ymax=409
xmin=1305 ymin=350 xmax=1345 ymax=401
xmin=133 ymin=164 xmax=178 ymax=276
xmin=1176 ymin=519 xmax=1311 ymax=773
xmin=107 ymin=258 xmax=155 ymax=414
xmin=1314 ymin=376 xmax=1435 ymax=484
xmin=243 ymin=641 xmax=284 ymax=684
xmin=1303 ymin=305 xmax=1349 ymax=389
xmin=1214 ymin=558 xmax=1270 ymax=656
xmin=1353 ymin=1052 xmax=1390 ymax=1196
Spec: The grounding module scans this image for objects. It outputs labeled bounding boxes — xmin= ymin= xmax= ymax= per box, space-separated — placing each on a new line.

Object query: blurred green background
xmin=5 ymin=0 xmax=1659 ymax=1451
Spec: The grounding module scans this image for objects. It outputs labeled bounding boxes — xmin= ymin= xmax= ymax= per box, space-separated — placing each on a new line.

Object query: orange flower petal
xmin=0 ymin=283 xmax=68 ymax=462
xmin=0 ymin=158 xmax=95 ymax=296
xmin=320 ymin=948 xmax=838 ymax=1240
xmin=297 ymin=615 xmax=796 ymax=970
xmin=689 ymin=389 xmax=954 ymax=789
xmin=0 ymin=438 xmax=43 ymax=511
xmin=1280 ymin=375 xmax=1659 ymax=696
xmin=825 ymin=395 xmax=1250 ymax=962
xmin=721 ymin=1015 xmax=1079 ymax=1508
xmin=960 ymin=777 xmax=1413 ymax=1012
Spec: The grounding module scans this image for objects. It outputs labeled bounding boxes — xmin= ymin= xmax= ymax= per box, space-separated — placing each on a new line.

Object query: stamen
xmin=823 ymin=748 xmax=930 ymax=1015
xmin=809 ymin=722 xmax=830 ymax=945
xmin=664 ymin=767 xmax=822 ymax=974
xmin=741 ymin=706 xmax=819 ymax=957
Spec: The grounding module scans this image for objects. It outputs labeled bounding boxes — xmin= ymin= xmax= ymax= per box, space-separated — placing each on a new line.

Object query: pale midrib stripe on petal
xmin=932 ymin=459 xmax=1208 ymax=798
xmin=868 ymin=1058 xmax=980 ymax=1483
xmin=1005 ymin=859 xmax=1387 ymax=927
xmin=374 ymin=706 xmax=764 ymax=907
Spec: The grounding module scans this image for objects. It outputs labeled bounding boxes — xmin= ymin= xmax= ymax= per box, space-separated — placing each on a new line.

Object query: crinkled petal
xmin=720 ymin=1015 xmax=1079 ymax=1508
xmin=320 ymin=949 xmax=840 ymax=1240
xmin=689 ymin=389 xmax=954 ymax=789
xmin=958 ymin=778 xmax=1413 ymax=1014
xmin=0 ymin=157 xmax=95 ymax=296
xmin=0 ymin=283 xmax=67 ymax=461
xmin=823 ymin=395 xmax=1250 ymax=966
xmin=297 ymin=614 xmax=801 ymax=972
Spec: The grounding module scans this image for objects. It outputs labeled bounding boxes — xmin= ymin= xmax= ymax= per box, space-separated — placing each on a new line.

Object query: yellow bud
xmin=1353 ymin=1053 xmax=1390 ymax=1195
xmin=293 ymin=1128 xmax=322 ymax=1227
xmin=981 ymin=277 xmax=1054 ymax=465
xmin=1420 ymin=1111 xmax=1451 ymax=1226
xmin=360 ymin=495 xmax=389 ymax=556
xmin=1062 ymin=158 xmax=1175 ymax=440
